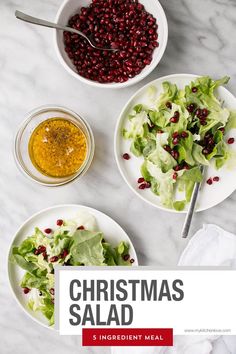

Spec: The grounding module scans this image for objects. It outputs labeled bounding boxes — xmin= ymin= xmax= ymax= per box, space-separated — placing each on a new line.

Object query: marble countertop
xmin=0 ymin=0 xmax=236 ymax=353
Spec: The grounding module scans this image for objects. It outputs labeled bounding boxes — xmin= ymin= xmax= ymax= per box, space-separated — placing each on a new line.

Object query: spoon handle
xmin=15 ymin=10 xmax=88 ymax=40
xmin=181 ymin=165 xmax=204 ymax=239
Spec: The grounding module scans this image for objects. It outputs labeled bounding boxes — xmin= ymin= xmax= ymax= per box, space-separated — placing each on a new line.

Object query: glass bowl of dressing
xmin=14 ymin=105 xmax=95 ymax=186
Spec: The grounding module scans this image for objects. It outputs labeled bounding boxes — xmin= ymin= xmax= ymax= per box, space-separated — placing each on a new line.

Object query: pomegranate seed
xmin=202 ymin=108 xmax=209 ymax=117
xmin=44 ymin=228 xmax=52 ymax=234
xmin=171 ymin=150 xmax=179 ymax=160
xmin=170 ymin=116 xmax=179 ymax=123
xmin=49 ymin=288 xmax=55 ymax=296
xmin=138 ymin=177 xmax=145 ymax=184
xmin=166 ymin=101 xmax=172 ymax=109
xmin=164 ymin=145 xmax=171 ymax=152
xmin=56 ymin=219 xmax=63 ymax=226
xmin=195 ymin=109 xmax=202 ymax=118
xmin=174 ymin=165 xmax=181 ymax=171
xmin=219 ymin=127 xmax=225 ymax=133
xmin=173 ymin=137 xmax=179 ymax=145
xmin=130 ymin=258 xmax=135 ymax=264
xmin=174 ymin=111 xmax=180 ymax=118
xmin=139 ymin=183 xmax=146 ymax=190
xmin=172 ymin=131 xmax=179 ymax=139
xmin=77 ymin=225 xmax=85 ymax=230
xmin=173 ymin=172 xmax=178 ymax=180
xmin=123 ymin=254 xmax=130 ymax=261
xmin=228 ymin=137 xmax=235 ymax=144
xmin=184 ymin=163 xmax=190 ymax=170
xmin=42 ymin=252 xmax=47 ymax=259
xmin=207 ymin=178 xmax=213 ymax=185
xmin=23 ymin=287 xmax=30 ymax=294
xmin=213 ymin=176 xmax=220 ymax=182
xmin=203 ymin=148 xmax=209 ymax=155
xmin=192 ymin=87 xmax=198 ymax=93
xmin=187 ymin=103 xmax=195 ymax=113
xmin=123 ymin=153 xmax=130 ymax=160
xmin=61 ymin=249 xmax=69 ymax=259
xmin=49 ymin=256 xmax=59 ymax=263
xmin=181 ymin=131 xmax=189 ymax=138
xmin=145 ymin=182 xmax=151 ymax=188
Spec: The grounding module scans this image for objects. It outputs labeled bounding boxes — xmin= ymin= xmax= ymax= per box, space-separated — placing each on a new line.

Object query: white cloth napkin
xmin=111 ymin=224 xmax=236 ymax=354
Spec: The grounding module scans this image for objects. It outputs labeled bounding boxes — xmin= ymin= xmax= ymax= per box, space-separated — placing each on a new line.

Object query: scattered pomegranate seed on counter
xmin=44 ymin=228 xmax=52 ymax=234
xmin=122 ymin=153 xmax=130 ymax=160
xmin=213 ymin=176 xmax=220 ymax=182
xmin=227 ymin=137 xmax=235 ymax=144
xmin=77 ymin=225 xmax=85 ymax=230
xmin=64 ymin=0 xmax=159 ymax=83
xmin=56 ymin=219 xmax=63 ymax=226
xmin=23 ymin=287 xmax=31 ymax=294
xmin=207 ymin=178 xmax=213 ymax=185
xmin=138 ymin=183 xmax=146 ymax=190
xmin=138 ymin=177 xmax=145 ymax=183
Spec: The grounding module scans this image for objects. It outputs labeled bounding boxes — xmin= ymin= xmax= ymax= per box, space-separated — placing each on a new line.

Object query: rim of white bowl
xmin=54 ymin=0 xmax=168 ymax=89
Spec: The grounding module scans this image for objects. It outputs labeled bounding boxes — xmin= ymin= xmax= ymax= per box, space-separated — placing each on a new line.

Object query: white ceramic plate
xmin=114 ymin=74 xmax=236 ymax=213
xmin=8 ymin=204 xmax=138 ymax=329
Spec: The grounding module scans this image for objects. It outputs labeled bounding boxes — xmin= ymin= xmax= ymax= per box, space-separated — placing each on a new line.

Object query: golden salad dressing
xmin=28 ymin=118 xmax=87 ymax=177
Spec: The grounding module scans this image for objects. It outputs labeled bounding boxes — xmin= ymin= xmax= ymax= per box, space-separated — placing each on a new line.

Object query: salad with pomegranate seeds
xmin=12 ymin=212 xmax=131 ymax=325
xmin=123 ymin=76 xmax=236 ymax=210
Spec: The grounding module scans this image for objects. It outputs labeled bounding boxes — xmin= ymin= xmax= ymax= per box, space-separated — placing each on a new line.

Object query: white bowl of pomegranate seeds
xmin=54 ymin=0 xmax=168 ymax=88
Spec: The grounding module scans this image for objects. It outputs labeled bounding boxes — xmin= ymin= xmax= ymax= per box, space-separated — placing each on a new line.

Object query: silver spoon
xmin=15 ymin=10 xmax=117 ymax=52
xmin=181 ymin=165 xmax=205 ymax=238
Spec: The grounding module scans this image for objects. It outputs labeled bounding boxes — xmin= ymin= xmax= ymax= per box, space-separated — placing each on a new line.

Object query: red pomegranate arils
xmin=130 ymin=258 xmax=135 ymax=264
xmin=49 ymin=288 xmax=55 ymax=296
xmin=123 ymin=254 xmax=130 ymax=261
xmin=138 ymin=177 xmax=145 ymax=184
xmin=123 ymin=153 xmax=130 ymax=160
xmin=49 ymin=256 xmax=59 ymax=263
xmin=44 ymin=228 xmax=52 ymax=234
xmin=64 ymin=0 xmax=158 ymax=84
xmin=206 ymin=178 xmax=213 ymax=185
xmin=173 ymin=172 xmax=178 ymax=180
xmin=56 ymin=219 xmax=64 ymax=226
xmin=138 ymin=183 xmax=146 ymax=190
xmin=77 ymin=225 xmax=85 ymax=230
xmin=23 ymin=287 xmax=31 ymax=294
xmin=213 ymin=176 xmax=220 ymax=182
xmin=228 ymin=137 xmax=235 ymax=144
xmin=192 ymin=87 xmax=198 ymax=93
